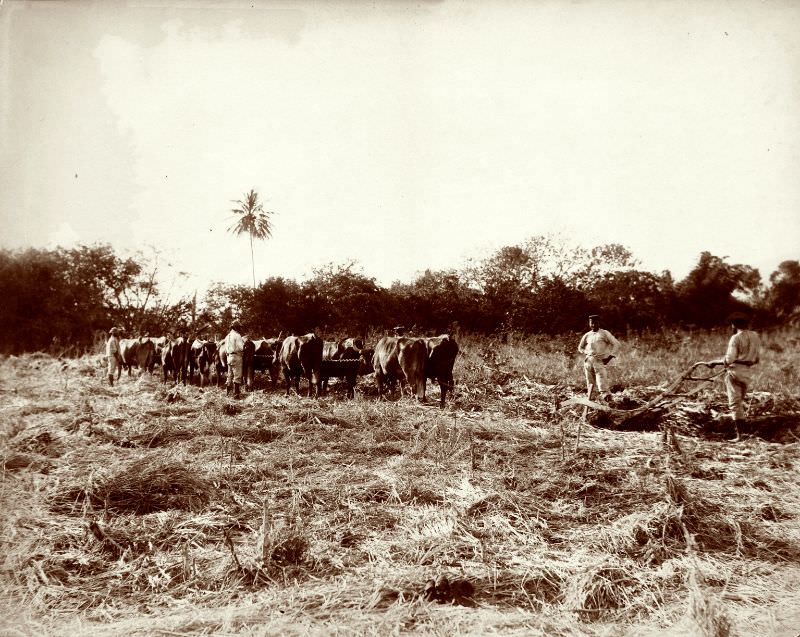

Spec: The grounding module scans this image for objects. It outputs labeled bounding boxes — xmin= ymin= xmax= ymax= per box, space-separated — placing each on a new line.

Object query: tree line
xmin=1 ymin=237 xmax=798 ymax=354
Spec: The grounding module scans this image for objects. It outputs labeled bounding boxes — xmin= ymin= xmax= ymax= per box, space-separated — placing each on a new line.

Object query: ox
xmin=162 ymin=336 xmax=190 ymax=385
xmin=276 ymin=334 xmax=324 ymax=397
xmin=243 ymin=337 xmax=282 ymax=391
xmin=424 ymin=334 xmax=459 ymax=408
xmin=189 ymin=339 xmax=217 ymax=387
xmin=372 ymin=336 xmax=427 ymax=401
xmin=320 ymin=343 xmax=373 ymax=399
xmin=118 ymin=337 xmax=156 ymax=378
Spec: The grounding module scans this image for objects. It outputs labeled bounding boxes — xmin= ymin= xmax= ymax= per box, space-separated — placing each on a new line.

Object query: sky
xmin=2 ymin=0 xmax=799 ymax=302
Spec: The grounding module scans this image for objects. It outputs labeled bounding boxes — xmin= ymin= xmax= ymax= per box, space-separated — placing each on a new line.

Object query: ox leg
xmin=416 ymin=377 xmax=426 ymax=402
xmin=375 ymin=371 xmax=384 ymax=400
xmin=314 ymin=370 xmax=322 ymax=398
xmin=438 ymin=376 xmax=448 ymax=408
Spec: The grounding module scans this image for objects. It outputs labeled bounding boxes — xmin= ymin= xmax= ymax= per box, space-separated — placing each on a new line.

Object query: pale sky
xmin=2 ymin=0 xmax=799 ymax=300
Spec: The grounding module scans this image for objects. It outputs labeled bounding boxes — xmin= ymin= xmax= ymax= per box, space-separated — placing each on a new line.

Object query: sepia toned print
xmin=2 ymin=2 xmax=799 ymax=635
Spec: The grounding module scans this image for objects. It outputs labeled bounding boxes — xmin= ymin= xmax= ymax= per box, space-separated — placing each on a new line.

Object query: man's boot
xmin=108 ymin=374 xmax=114 ymax=387
xmin=233 ymin=383 xmax=241 ymax=399
xmin=226 ymin=383 xmax=232 ymax=396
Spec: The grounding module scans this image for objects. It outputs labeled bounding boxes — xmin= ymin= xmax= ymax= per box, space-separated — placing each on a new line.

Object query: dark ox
xmin=320 ymin=343 xmax=373 ymax=399
xmin=372 ymin=336 xmax=427 ymax=401
xmin=161 ymin=336 xmax=190 ymax=385
xmin=118 ymin=337 xmax=156 ymax=378
xmin=276 ymin=334 xmax=324 ymax=397
xmin=242 ymin=337 xmax=282 ymax=391
xmin=424 ymin=334 xmax=459 ymax=408
xmin=189 ymin=339 xmax=217 ymax=387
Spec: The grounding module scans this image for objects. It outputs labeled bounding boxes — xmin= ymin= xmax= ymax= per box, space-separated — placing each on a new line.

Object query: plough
xmin=560 ymin=362 xmax=726 ymax=424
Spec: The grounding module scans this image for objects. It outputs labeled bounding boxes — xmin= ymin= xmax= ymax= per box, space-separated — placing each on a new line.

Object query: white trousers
xmin=584 ymin=357 xmax=609 ymax=397
xmin=725 ymin=366 xmax=754 ymax=421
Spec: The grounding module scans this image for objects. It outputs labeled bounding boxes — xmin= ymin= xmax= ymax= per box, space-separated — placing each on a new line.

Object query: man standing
xmin=705 ymin=312 xmax=761 ymax=440
xmin=577 ymin=314 xmax=620 ymax=402
xmin=106 ymin=327 xmax=122 ymax=386
xmin=225 ymin=320 xmax=245 ymax=399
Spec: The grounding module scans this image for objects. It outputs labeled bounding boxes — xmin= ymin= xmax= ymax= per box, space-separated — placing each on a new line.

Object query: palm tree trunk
xmin=250 ymin=233 xmax=256 ymax=289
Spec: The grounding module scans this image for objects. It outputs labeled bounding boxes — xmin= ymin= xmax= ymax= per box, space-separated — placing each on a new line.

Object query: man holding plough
xmin=701 ymin=312 xmax=761 ymax=441
xmin=578 ymin=314 xmax=620 ymax=403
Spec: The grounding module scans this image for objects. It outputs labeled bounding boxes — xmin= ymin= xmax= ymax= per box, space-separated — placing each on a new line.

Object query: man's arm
xmin=597 ymin=330 xmax=618 ymax=364
xmin=605 ymin=330 xmax=620 ymax=355
xmin=706 ymin=334 xmax=737 ymax=367
xmin=577 ymin=333 xmax=588 ymax=354
xmin=722 ymin=334 xmax=739 ymax=367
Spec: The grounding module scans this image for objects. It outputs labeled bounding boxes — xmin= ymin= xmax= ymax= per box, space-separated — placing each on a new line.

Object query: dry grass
xmin=1 ymin=330 xmax=800 ymax=636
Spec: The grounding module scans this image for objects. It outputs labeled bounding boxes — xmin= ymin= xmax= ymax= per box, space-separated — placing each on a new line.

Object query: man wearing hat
xmin=577 ymin=314 xmax=620 ymax=402
xmin=224 ymin=320 xmax=245 ymax=399
xmin=105 ymin=327 xmax=122 ymax=386
xmin=704 ymin=312 xmax=761 ymax=439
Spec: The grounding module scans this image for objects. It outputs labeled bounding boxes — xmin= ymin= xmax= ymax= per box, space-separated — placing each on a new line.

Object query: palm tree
xmin=228 ymin=189 xmax=274 ymax=289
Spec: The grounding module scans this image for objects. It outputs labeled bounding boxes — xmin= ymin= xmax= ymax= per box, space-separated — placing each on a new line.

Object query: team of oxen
xmin=115 ymin=333 xmax=459 ymax=407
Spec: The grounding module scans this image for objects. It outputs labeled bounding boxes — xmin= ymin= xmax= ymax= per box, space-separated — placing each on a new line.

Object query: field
xmin=1 ymin=330 xmax=799 ymax=636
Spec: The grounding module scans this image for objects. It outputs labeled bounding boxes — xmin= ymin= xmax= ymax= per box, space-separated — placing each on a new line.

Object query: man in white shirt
xmin=224 ymin=320 xmax=245 ymax=399
xmin=705 ymin=312 xmax=761 ymax=440
xmin=577 ymin=314 xmax=620 ymax=402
